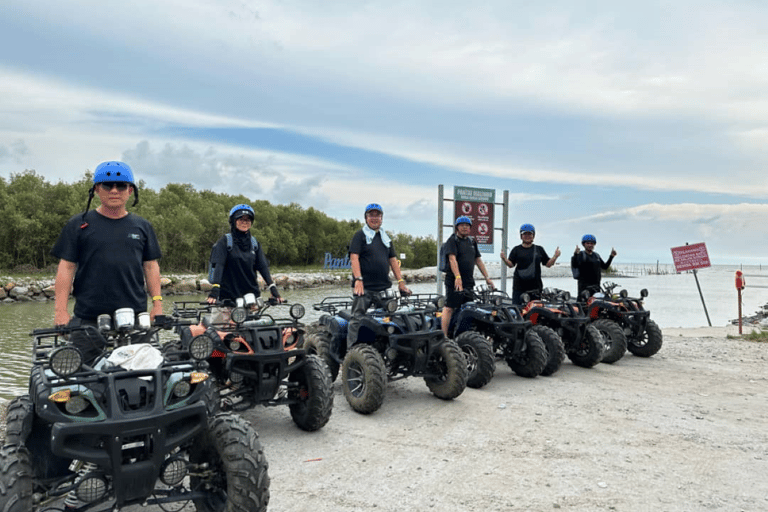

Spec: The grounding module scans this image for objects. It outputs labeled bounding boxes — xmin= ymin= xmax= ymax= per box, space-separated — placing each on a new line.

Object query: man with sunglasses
xmin=347 ymin=203 xmax=411 ymax=347
xmin=500 ymin=223 xmax=561 ymax=304
xmin=52 ymin=161 xmax=162 ymax=363
xmin=571 ymin=234 xmax=617 ymax=296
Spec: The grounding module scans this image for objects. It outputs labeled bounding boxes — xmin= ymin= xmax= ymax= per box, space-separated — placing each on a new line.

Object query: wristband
xmin=152 ymin=295 xmax=163 ymax=302
xmin=455 ymin=276 xmax=462 ymax=280
xmin=211 ymin=284 xmax=220 ymax=288
xmin=398 ymin=278 xmax=405 ymax=283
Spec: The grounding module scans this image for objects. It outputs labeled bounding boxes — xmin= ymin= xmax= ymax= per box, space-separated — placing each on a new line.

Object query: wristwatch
xmin=354 ymin=276 xmax=364 ymax=282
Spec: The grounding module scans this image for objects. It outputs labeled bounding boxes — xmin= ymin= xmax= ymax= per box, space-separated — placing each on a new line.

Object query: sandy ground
xmin=4 ymin=325 xmax=768 ymax=511
xmin=249 ymin=325 xmax=768 ymax=512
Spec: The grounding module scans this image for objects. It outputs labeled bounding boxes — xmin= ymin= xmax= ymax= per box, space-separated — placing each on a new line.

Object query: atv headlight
xmin=189 ymin=335 xmax=214 ymax=360
xmin=160 ymin=456 xmax=188 ymax=487
xmin=50 ymin=346 xmax=83 ymax=378
xmin=172 ymin=380 xmax=191 ymax=398
xmin=230 ymin=306 xmax=248 ymax=324
xmin=620 ymin=289 xmax=628 ymax=298
xmin=75 ymin=473 xmax=108 ymax=503
xmin=434 ymin=295 xmax=446 ymax=309
xmin=493 ymin=296 xmax=503 ymax=306
xmin=640 ymin=288 xmax=649 ymax=298
xmin=561 ymin=291 xmax=571 ymax=301
xmin=290 ymin=303 xmax=305 ymax=319
xmin=64 ymin=394 xmax=89 ymax=414
xmin=387 ymin=325 xmax=396 ymax=334
xmin=520 ymin=293 xmax=531 ymax=304
xmin=228 ymin=338 xmax=241 ymax=351
xmin=385 ymin=299 xmax=398 ymax=314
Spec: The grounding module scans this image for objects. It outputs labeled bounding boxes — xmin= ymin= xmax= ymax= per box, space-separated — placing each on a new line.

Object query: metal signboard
xmin=670 ymin=243 xmax=711 ymax=273
xmin=454 ymin=186 xmax=495 ymax=253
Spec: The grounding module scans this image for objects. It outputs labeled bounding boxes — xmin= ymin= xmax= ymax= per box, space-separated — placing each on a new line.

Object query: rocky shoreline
xmin=0 ymin=266 xmax=442 ymax=304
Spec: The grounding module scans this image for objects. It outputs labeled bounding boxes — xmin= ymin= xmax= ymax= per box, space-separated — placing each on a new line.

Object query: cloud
xmin=0 ymin=140 xmax=28 ymax=164
xmin=575 ymin=202 xmax=768 ymax=224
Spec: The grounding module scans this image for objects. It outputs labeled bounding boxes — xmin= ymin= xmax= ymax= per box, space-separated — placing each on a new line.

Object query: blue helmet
xmin=520 ymin=223 xmax=535 ymax=234
xmin=93 ymin=161 xmax=135 ymax=185
xmin=365 ymin=203 xmax=383 ymax=215
xmin=84 ymin=161 xmax=138 ymax=216
xmin=229 ymin=204 xmax=255 ymax=222
xmin=582 ymin=234 xmax=596 ymax=244
xmin=455 ymin=215 xmax=472 ymax=227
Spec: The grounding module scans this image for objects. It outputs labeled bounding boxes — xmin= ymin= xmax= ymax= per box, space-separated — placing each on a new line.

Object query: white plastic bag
xmin=107 ymin=343 xmax=164 ymax=370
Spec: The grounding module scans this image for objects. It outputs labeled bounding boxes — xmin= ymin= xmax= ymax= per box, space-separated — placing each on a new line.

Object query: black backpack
xmin=207 ymin=233 xmax=258 ymax=281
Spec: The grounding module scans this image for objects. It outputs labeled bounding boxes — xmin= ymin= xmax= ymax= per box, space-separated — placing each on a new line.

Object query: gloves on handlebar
xmin=207 ymin=287 xmax=220 ymax=300
xmin=269 ymin=284 xmax=281 ymax=299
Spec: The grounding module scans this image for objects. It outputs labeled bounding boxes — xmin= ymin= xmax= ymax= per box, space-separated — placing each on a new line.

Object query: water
xmin=2 ymin=264 xmax=766 ymax=401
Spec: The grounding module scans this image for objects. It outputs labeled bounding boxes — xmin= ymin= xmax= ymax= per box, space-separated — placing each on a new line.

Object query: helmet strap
xmin=82 ymin=186 xmax=96 ymax=222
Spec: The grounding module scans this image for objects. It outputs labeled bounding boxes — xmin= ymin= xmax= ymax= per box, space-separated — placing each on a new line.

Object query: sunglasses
xmin=100 ymin=182 xmax=130 ymax=191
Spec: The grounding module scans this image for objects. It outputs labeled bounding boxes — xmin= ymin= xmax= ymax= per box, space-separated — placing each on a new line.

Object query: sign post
xmin=735 ymin=271 xmax=746 ymax=334
xmin=670 ymin=242 xmax=712 ymax=326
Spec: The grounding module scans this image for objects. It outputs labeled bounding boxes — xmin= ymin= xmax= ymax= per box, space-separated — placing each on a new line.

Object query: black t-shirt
xmin=209 ymin=233 xmax=272 ymax=300
xmin=349 ymin=229 xmax=396 ymax=292
xmin=507 ymin=244 xmax=550 ymax=292
xmin=571 ymin=251 xmax=613 ymax=292
xmin=444 ymin=233 xmax=481 ymax=289
xmin=51 ymin=210 xmax=162 ymax=321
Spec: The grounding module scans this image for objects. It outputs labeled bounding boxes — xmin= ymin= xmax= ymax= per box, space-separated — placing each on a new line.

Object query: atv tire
xmin=424 ymin=340 xmax=468 ymax=400
xmin=532 ymin=325 xmax=565 ymax=376
xmin=289 ymin=354 xmax=334 ymax=431
xmin=0 ymin=444 xmax=34 ymax=512
xmin=455 ymin=331 xmax=495 ymax=388
xmin=190 ymin=413 xmax=270 ymax=512
xmin=506 ymin=330 xmax=547 ymax=378
xmin=341 ymin=345 xmax=387 ymax=414
xmin=628 ymin=319 xmax=663 ymax=357
xmin=3 ymin=393 xmax=68 ymax=481
xmin=3 ymin=396 xmax=33 ymax=445
xmin=302 ymin=327 xmax=340 ymax=382
xmin=593 ymin=319 xmax=627 ymax=364
xmin=567 ymin=324 xmax=605 ymax=368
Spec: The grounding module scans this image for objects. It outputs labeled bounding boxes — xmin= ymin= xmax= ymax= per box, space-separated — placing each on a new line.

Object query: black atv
xmin=446 ymin=287 xmax=547 ymax=380
xmin=1 ymin=311 xmax=269 ymax=512
xmin=303 ymin=291 xmax=467 ymax=415
xmin=172 ymin=296 xmax=333 ymax=432
xmin=581 ymin=282 xmax=662 ymax=359
xmin=519 ymin=288 xmax=605 ymax=370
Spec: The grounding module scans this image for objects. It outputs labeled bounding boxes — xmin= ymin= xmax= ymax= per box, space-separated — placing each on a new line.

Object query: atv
xmin=0 ymin=310 xmax=269 ymax=512
xmin=445 ymin=287 xmax=547 ymax=380
xmin=303 ymin=291 xmax=467 ymax=414
xmin=519 ymin=288 xmax=605 ymax=370
xmin=581 ymin=282 xmax=663 ymax=359
xmin=172 ymin=295 xmax=333 ymax=432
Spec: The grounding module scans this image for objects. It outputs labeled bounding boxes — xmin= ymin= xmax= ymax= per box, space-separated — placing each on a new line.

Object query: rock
xmin=0 ymin=288 xmax=6 ymax=300
xmin=160 ymin=277 xmax=173 ymax=288
xmin=199 ymin=279 xmax=213 ymax=292
xmin=42 ymin=285 xmax=55 ymax=297
xmin=8 ymin=286 xmax=29 ymax=298
xmin=175 ymin=278 xmax=198 ymax=293
xmin=3 ymin=282 xmax=15 ymax=292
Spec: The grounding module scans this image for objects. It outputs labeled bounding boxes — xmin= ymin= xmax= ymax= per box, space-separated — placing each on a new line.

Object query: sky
xmin=1 ymin=0 xmax=767 ymax=266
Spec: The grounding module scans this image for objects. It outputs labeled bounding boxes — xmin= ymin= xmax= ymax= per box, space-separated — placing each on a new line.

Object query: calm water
xmin=2 ymin=264 xmax=766 ymax=401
